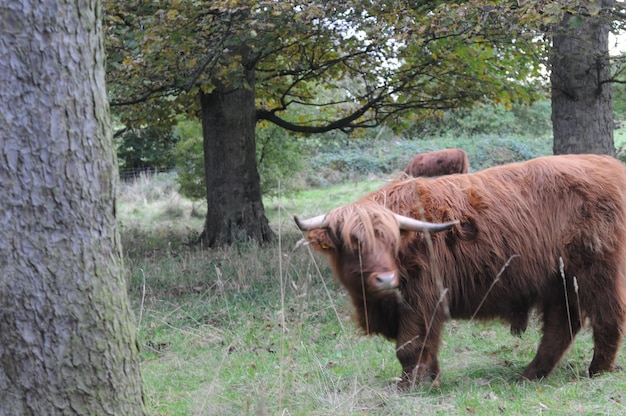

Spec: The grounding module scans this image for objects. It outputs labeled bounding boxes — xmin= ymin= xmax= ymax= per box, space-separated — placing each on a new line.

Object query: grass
xmin=265 ymin=179 xmax=387 ymax=224
xmin=120 ymin=139 xmax=626 ymax=415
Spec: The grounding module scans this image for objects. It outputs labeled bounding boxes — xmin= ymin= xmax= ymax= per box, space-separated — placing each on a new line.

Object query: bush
xmin=306 ymin=139 xmax=402 ymax=186
xmin=510 ymin=100 xmax=552 ymax=137
xmin=303 ymin=132 xmax=552 ymax=186
xmin=256 ymin=123 xmax=306 ymax=196
xmin=469 ymin=136 xmax=545 ymax=171
xmin=172 ymin=119 xmax=205 ymax=201
xmin=115 ymin=125 xmax=177 ymax=173
xmin=449 ymin=105 xmax=518 ymax=136
xmin=406 ymin=100 xmax=552 ymax=139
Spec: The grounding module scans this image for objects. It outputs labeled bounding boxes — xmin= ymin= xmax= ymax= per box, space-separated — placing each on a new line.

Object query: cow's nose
xmin=372 ymin=271 xmax=398 ymax=291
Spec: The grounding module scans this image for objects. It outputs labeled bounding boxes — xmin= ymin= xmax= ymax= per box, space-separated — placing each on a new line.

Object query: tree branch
xmin=256 ymin=95 xmax=382 ymax=134
xmin=109 ymin=85 xmax=173 ymax=107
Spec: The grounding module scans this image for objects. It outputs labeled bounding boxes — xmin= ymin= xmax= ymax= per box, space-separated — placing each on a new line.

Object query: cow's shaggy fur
xmin=301 ymin=154 xmax=626 ymax=388
xmin=403 ymin=148 xmax=469 ymax=177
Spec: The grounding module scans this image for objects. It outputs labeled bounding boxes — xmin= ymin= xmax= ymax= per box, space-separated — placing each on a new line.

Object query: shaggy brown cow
xmin=295 ymin=154 xmax=626 ymax=389
xmin=403 ymin=148 xmax=469 ymax=177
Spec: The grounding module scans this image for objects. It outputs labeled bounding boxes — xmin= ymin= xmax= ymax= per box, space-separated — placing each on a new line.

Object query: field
xmin=119 ymin=136 xmax=626 ymax=415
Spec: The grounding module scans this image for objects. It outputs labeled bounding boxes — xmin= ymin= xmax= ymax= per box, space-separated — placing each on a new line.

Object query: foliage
xmin=306 ymin=133 xmax=551 ymax=187
xmin=172 ymin=119 xmax=205 ymax=201
xmin=256 ymin=123 xmax=307 ymax=196
xmin=104 ymin=0 xmax=549 ymax=134
xmin=407 ymin=100 xmax=553 ymax=139
xmin=469 ymin=136 xmax=547 ymax=169
xmin=303 ymin=101 xmax=553 ymax=186
xmin=101 ymin=0 xmax=626 ymax=137
xmin=115 ymin=125 xmax=177 ymax=174
xmin=510 ymin=100 xmax=553 ymax=136
xmin=612 ymin=53 xmax=626 ymax=120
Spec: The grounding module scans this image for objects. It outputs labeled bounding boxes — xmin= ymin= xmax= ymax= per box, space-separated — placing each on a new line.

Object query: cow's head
xmin=295 ymin=203 xmax=457 ymax=299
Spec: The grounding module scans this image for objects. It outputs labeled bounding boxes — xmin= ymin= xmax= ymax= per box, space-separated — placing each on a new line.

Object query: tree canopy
xmin=105 ymin=0 xmax=547 ymax=133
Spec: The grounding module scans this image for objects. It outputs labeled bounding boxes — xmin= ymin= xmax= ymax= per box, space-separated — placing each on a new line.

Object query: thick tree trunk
xmin=0 ymin=1 xmax=145 ymax=415
xmin=199 ymin=66 xmax=274 ymax=247
xmin=551 ymin=6 xmax=614 ymax=155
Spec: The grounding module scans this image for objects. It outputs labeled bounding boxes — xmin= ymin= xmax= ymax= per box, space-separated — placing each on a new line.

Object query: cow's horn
xmin=395 ymin=214 xmax=458 ymax=232
xmin=294 ymin=214 xmax=327 ymax=230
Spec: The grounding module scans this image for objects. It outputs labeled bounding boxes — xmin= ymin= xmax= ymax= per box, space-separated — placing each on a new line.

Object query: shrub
xmin=510 ymin=100 xmax=552 ymax=137
xmin=449 ymin=104 xmax=517 ymax=136
xmin=469 ymin=136 xmax=546 ymax=171
xmin=405 ymin=100 xmax=552 ymax=139
xmin=172 ymin=119 xmax=205 ymax=201
xmin=256 ymin=123 xmax=306 ymax=196
xmin=115 ymin=125 xmax=177 ymax=173
xmin=303 ymin=133 xmax=552 ymax=186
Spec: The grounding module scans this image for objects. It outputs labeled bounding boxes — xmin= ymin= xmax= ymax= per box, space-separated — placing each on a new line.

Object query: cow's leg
xmin=564 ymin=262 xmax=626 ymax=377
xmin=584 ymin=277 xmax=626 ymax=376
xmin=522 ymin=287 xmax=581 ymax=380
xmin=509 ymin=304 xmax=530 ymax=337
xmin=588 ymin=322 xmax=623 ymax=376
xmin=396 ymin=341 xmax=440 ymax=390
xmin=395 ymin=319 xmax=443 ymax=390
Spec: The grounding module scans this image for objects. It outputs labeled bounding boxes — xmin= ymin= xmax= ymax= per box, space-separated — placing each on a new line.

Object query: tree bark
xmin=551 ymin=5 xmax=614 ymax=155
xmin=0 ymin=1 xmax=145 ymax=414
xmin=199 ymin=65 xmax=274 ymax=247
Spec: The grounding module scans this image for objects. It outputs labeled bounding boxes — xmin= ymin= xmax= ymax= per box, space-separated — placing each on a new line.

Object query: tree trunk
xmin=551 ymin=5 xmax=614 ymax=155
xmin=199 ymin=66 xmax=274 ymax=247
xmin=0 ymin=1 xmax=145 ymax=415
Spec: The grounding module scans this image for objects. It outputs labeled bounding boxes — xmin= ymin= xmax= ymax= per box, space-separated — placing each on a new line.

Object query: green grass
xmin=120 ymin=138 xmax=626 ymax=415
xmin=129 ymin=233 xmax=626 ymax=415
xmin=265 ymin=179 xmax=387 ymax=225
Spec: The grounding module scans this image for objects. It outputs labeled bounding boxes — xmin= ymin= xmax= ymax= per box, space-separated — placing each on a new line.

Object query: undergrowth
xmin=305 ymin=134 xmax=552 ymax=187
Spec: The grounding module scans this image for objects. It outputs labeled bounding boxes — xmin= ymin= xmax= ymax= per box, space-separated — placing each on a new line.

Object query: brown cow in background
xmin=296 ymin=154 xmax=626 ymax=389
xmin=403 ymin=148 xmax=469 ymax=177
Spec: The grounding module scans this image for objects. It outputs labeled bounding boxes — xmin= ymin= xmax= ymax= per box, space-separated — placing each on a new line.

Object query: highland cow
xmin=403 ymin=148 xmax=469 ymax=177
xmin=295 ymin=154 xmax=626 ymax=388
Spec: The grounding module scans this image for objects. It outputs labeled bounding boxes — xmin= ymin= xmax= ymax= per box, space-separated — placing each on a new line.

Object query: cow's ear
xmin=306 ymin=229 xmax=336 ymax=251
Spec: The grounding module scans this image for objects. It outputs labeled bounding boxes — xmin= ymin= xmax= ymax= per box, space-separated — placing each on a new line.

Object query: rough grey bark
xmin=0 ymin=1 xmax=145 ymax=415
xmin=551 ymin=6 xmax=614 ymax=155
xmin=199 ymin=65 xmax=274 ymax=247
